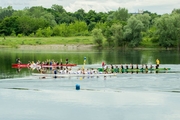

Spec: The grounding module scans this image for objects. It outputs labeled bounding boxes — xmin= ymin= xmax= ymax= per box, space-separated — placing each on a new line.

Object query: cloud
xmin=1 ymin=0 xmax=180 ymax=14
xmin=64 ymin=0 xmax=180 ymax=14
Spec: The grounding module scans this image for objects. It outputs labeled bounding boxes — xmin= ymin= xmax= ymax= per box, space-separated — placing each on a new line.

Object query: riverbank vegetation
xmin=0 ymin=5 xmax=180 ymax=49
xmin=0 ymin=36 xmax=95 ymax=48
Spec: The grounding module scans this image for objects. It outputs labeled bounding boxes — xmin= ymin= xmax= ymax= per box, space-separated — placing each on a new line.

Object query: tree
xmin=74 ymin=9 xmax=86 ymax=21
xmin=112 ymin=7 xmax=129 ymax=21
xmin=43 ymin=27 xmax=53 ymax=37
xmin=27 ymin=6 xmax=56 ymax=27
xmin=92 ymin=28 xmax=103 ymax=47
xmin=110 ymin=24 xmax=124 ymax=47
xmin=172 ymin=9 xmax=180 ymax=14
xmin=124 ymin=16 xmax=144 ymax=47
xmin=0 ymin=6 xmax=14 ymax=21
xmin=68 ymin=21 xmax=88 ymax=36
xmin=0 ymin=16 xmax=18 ymax=36
xmin=155 ymin=14 xmax=180 ymax=49
xmin=136 ymin=13 xmax=151 ymax=31
xmin=16 ymin=16 xmax=48 ymax=35
xmin=104 ymin=26 xmax=114 ymax=47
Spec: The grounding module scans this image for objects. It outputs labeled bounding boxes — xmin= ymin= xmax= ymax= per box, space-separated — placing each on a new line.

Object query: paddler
xmin=145 ymin=64 xmax=148 ymax=73
xmin=16 ymin=58 xmax=21 ymax=64
xmin=136 ymin=64 xmax=139 ymax=69
xmin=66 ymin=58 xmax=68 ymax=69
xmin=66 ymin=58 xmax=68 ymax=65
xmin=111 ymin=64 xmax=114 ymax=73
xmin=120 ymin=64 xmax=124 ymax=73
xmin=102 ymin=61 xmax=105 ymax=69
xmin=156 ymin=59 xmax=160 ymax=69
xmin=130 ymin=64 xmax=133 ymax=69
xmin=60 ymin=59 xmax=63 ymax=70
xmin=104 ymin=64 xmax=108 ymax=74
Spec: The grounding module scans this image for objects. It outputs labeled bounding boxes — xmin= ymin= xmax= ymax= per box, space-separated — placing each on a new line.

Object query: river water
xmin=0 ymin=48 xmax=180 ymax=120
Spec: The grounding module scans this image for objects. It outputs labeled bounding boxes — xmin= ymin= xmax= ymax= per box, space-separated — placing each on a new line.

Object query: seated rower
xmin=141 ymin=64 xmax=144 ymax=69
xmin=121 ymin=64 xmax=124 ymax=69
xmin=115 ymin=66 xmax=119 ymax=73
xmin=136 ymin=64 xmax=139 ymax=69
xmin=150 ymin=65 xmax=153 ymax=69
xmin=104 ymin=65 xmax=108 ymax=74
xmin=125 ymin=64 xmax=128 ymax=69
xmin=145 ymin=64 xmax=148 ymax=69
xmin=16 ymin=58 xmax=22 ymax=64
xmin=145 ymin=64 xmax=148 ymax=73
xmin=111 ymin=64 xmax=114 ymax=73
xmin=130 ymin=64 xmax=133 ymax=69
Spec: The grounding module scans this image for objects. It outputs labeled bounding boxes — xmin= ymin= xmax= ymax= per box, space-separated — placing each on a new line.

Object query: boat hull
xmin=32 ymin=73 xmax=116 ymax=77
xmin=12 ymin=63 xmax=77 ymax=68
xmin=98 ymin=68 xmax=171 ymax=72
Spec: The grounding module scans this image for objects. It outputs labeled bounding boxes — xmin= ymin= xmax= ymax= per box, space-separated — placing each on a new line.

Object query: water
xmin=0 ymin=48 xmax=180 ymax=120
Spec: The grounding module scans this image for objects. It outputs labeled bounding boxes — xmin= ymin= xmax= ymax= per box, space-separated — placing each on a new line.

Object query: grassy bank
xmin=0 ymin=36 xmax=94 ymax=48
xmin=0 ymin=36 xmax=165 ymax=50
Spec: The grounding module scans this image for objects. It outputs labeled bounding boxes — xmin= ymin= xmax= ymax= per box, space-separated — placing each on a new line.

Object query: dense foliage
xmin=0 ymin=5 xmax=180 ymax=49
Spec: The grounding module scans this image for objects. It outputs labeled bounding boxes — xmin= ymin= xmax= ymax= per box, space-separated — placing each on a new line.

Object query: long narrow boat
xmin=12 ymin=64 xmax=30 ymax=68
xmin=12 ymin=63 xmax=77 ymax=68
xmin=32 ymin=73 xmax=117 ymax=77
xmin=98 ymin=68 xmax=171 ymax=72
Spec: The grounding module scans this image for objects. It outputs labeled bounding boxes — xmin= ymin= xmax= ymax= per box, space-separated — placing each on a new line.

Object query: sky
xmin=1 ymin=0 xmax=180 ymax=14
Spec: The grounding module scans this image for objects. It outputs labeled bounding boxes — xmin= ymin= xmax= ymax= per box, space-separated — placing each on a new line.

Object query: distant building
xmin=138 ymin=9 xmax=144 ymax=14
xmin=130 ymin=9 xmax=144 ymax=15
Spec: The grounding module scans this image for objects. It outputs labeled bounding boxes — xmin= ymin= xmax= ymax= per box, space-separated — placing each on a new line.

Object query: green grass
xmin=0 ymin=36 xmax=94 ymax=47
xmin=140 ymin=39 xmax=159 ymax=48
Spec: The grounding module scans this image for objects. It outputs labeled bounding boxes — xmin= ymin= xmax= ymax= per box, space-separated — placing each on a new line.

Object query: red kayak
xmin=12 ymin=64 xmax=30 ymax=68
xmin=12 ymin=63 xmax=77 ymax=68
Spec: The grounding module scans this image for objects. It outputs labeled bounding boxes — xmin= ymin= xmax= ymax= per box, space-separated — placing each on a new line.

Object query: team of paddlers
xmin=15 ymin=58 xmax=160 ymax=74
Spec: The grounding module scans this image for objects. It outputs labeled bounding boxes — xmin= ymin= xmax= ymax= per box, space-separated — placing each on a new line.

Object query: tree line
xmin=0 ymin=5 xmax=180 ymax=49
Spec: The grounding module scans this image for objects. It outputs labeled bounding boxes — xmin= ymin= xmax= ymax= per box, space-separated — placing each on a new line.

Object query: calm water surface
xmin=0 ymin=48 xmax=180 ymax=120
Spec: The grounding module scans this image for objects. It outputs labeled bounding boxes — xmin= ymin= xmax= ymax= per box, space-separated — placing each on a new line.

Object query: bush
xmin=17 ymin=34 xmax=23 ymax=37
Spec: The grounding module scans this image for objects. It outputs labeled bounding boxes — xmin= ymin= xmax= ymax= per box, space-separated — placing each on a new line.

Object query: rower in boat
xmin=16 ymin=58 xmax=21 ymax=64
xmin=56 ymin=61 xmax=60 ymax=69
xmin=130 ymin=64 xmax=134 ymax=74
xmin=140 ymin=64 xmax=144 ymax=73
xmin=60 ymin=61 xmax=63 ymax=70
xmin=66 ymin=58 xmax=68 ymax=69
xmin=125 ymin=64 xmax=129 ymax=73
xmin=102 ymin=61 xmax=105 ymax=69
xmin=111 ymin=64 xmax=114 ymax=73
xmin=130 ymin=64 xmax=133 ymax=69
xmin=121 ymin=64 xmax=124 ymax=69
xmin=135 ymin=64 xmax=139 ymax=74
xmin=145 ymin=64 xmax=148 ymax=73
xmin=149 ymin=64 xmax=153 ymax=73
xmin=104 ymin=64 xmax=108 ymax=74
xmin=136 ymin=64 xmax=139 ymax=69
xmin=125 ymin=64 xmax=128 ymax=69
xmin=120 ymin=64 xmax=124 ymax=73
xmin=156 ymin=59 xmax=160 ymax=69
xmin=114 ymin=66 xmax=119 ymax=73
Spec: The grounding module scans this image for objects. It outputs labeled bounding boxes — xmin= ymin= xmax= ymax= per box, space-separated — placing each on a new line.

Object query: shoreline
xmin=16 ymin=44 xmax=95 ymax=50
xmin=0 ymin=45 xmax=175 ymax=51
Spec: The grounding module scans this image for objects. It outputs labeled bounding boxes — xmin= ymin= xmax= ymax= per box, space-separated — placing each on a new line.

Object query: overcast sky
xmin=1 ymin=0 xmax=180 ymax=14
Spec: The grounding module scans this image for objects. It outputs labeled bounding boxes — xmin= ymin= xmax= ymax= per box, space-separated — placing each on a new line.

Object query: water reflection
xmin=1 ymin=48 xmax=180 ymax=120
